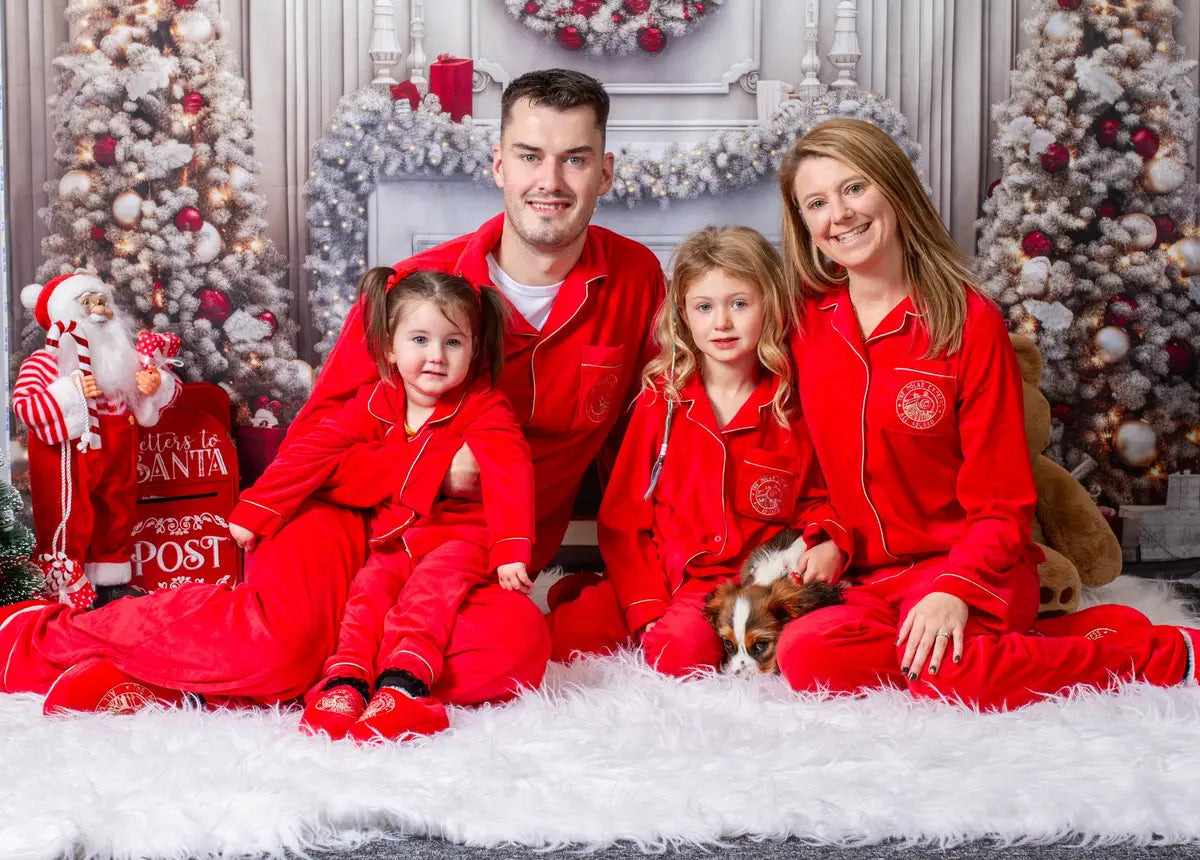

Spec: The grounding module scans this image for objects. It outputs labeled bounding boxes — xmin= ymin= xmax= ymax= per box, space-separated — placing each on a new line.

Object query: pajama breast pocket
xmin=574 ymin=344 xmax=624 ymax=428
xmin=883 ymin=362 xmax=957 ymax=436
xmin=735 ymin=448 xmax=805 ymax=522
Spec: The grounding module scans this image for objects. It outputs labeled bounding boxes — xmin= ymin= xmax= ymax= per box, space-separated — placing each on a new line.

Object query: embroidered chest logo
xmin=98 ymin=682 xmax=158 ymax=714
xmin=584 ymin=372 xmax=619 ymax=423
xmin=895 ymin=380 xmax=947 ymax=430
xmin=749 ymin=474 xmax=788 ymax=517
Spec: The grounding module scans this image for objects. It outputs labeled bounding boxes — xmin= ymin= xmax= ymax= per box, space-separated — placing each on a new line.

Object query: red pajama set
xmin=228 ymin=377 xmax=533 ymax=694
xmin=0 ymin=214 xmax=662 ymax=705
xmin=549 ymin=373 xmax=853 ymax=676
xmin=777 ymin=287 xmax=1196 ymax=709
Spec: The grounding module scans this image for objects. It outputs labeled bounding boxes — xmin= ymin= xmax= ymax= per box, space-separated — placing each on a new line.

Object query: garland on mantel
xmin=503 ymin=0 xmax=724 ymax=56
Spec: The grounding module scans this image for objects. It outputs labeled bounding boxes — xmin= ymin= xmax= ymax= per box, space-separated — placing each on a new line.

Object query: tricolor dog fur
xmin=703 ymin=529 xmax=843 ymax=676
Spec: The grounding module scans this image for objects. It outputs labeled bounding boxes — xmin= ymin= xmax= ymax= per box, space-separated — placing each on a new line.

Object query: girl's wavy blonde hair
xmin=642 ymin=225 xmax=797 ymax=425
xmin=778 ymin=118 xmax=978 ymax=357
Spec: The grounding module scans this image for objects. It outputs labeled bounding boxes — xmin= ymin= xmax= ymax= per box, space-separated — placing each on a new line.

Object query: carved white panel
xmin=468 ymin=0 xmax=761 ymax=97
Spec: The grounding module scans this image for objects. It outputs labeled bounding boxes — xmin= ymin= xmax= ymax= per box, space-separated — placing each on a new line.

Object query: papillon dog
xmin=703 ymin=529 xmax=843 ymax=676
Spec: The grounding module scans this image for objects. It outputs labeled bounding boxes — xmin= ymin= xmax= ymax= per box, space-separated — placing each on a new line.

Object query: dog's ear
xmin=703 ymin=581 xmax=736 ymax=627
xmin=765 ymin=576 xmax=805 ymax=622
xmin=791 ymin=580 xmax=845 ymax=615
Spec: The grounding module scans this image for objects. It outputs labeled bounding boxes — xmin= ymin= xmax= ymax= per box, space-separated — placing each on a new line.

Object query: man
xmin=2 ymin=69 xmax=663 ymax=714
xmin=13 ymin=271 xmax=179 ymax=611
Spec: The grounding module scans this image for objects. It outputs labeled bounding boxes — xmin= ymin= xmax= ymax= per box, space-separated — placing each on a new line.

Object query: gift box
xmin=429 ymin=54 xmax=473 ymax=121
xmin=1119 ymin=504 xmax=1200 ymax=562
xmin=132 ymin=383 xmax=242 ymax=591
xmin=389 ymin=79 xmax=420 ymax=111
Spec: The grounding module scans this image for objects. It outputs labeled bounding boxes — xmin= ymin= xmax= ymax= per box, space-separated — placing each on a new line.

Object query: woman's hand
xmin=896 ymin=591 xmax=967 ymax=679
xmin=795 ymin=539 xmax=843 ymax=584
xmin=229 ymin=523 xmax=258 ymax=552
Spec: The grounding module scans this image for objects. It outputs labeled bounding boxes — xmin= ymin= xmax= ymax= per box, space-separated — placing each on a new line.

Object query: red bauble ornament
xmin=638 ymin=26 xmax=666 ymax=53
xmin=1165 ymin=339 xmax=1194 ymax=377
xmin=92 ymin=136 xmax=118 ymax=167
xmin=256 ymin=311 xmax=277 ymax=336
xmin=556 ymin=25 xmax=583 ymax=50
xmin=572 ymin=0 xmax=603 ymax=14
xmin=1153 ymin=215 xmax=1177 ymax=245
xmin=612 ymin=12 xmax=623 ymax=22
xmin=987 ymin=179 xmax=1001 ymax=197
xmin=1041 ymin=143 xmax=1070 ymax=174
xmin=695 ymin=2 xmax=706 ymax=12
xmin=1104 ymin=296 xmax=1139 ymax=327
xmin=523 ymin=0 xmax=539 ymax=12
xmin=1050 ymin=404 xmax=1073 ymax=421
xmin=1131 ymin=127 xmax=1159 ymax=160
xmin=196 ymin=289 xmax=232 ymax=324
xmin=1057 ymin=0 xmax=1081 ymax=7
xmin=174 ymin=0 xmax=197 ymax=6
xmin=1096 ymin=198 xmax=1119 ymax=220
xmin=174 ymin=207 xmax=203 ymax=232
xmin=624 ymin=0 xmax=650 ymax=13
xmin=1096 ymin=118 xmax=1120 ymax=147
xmin=1022 ymin=230 xmax=1053 ymax=258
xmin=89 ymin=226 xmax=107 ymax=242
xmin=182 ymin=92 xmax=206 ymax=114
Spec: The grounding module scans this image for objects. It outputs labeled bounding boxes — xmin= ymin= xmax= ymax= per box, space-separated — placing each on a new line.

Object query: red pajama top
xmin=599 ymin=373 xmax=854 ymax=633
xmin=289 ymin=215 xmax=663 ymax=572
xmin=790 ymin=287 xmax=1040 ymax=619
xmin=229 ymin=377 xmax=534 ymax=570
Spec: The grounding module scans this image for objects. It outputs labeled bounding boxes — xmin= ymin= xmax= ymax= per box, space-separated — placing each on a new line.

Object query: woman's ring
xmin=935 ymin=632 xmax=951 ymax=640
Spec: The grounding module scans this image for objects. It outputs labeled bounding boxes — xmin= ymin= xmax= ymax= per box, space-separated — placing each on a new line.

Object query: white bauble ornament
xmin=59 ymin=169 xmax=92 ymax=199
xmin=111 ymin=189 xmax=143 ymax=228
xmin=1113 ymin=419 xmax=1158 ymax=468
xmin=228 ymin=165 xmax=252 ymax=190
xmin=194 ymin=221 xmax=222 ymax=263
xmin=174 ymin=11 xmax=214 ymax=44
xmin=1043 ymin=12 xmax=1074 ymax=41
xmin=1120 ymin=213 xmax=1157 ymax=251
xmin=1094 ymin=326 xmax=1131 ymax=363
xmin=1144 ymin=158 xmax=1186 ymax=194
xmin=1019 ymin=256 xmax=1052 ymax=297
xmin=291 ymin=359 xmax=315 ymax=393
xmin=1167 ymin=237 xmax=1200 ymax=276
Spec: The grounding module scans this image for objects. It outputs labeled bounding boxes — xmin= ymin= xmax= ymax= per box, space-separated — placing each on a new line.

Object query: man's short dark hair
xmin=500 ymin=69 xmax=610 ymax=146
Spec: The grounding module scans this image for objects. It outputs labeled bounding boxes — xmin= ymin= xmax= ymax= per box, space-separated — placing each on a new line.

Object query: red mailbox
xmin=131 ymin=383 xmax=242 ymax=591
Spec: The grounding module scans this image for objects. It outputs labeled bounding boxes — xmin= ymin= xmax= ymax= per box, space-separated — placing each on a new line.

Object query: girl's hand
xmin=498 ymin=562 xmax=533 ymax=594
xmin=229 ymin=523 xmax=258 ymax=552
xmin=896 ymin=591 xmax=967 ymax=680
xmin=794 ymin=539 xmax=843 ymax=584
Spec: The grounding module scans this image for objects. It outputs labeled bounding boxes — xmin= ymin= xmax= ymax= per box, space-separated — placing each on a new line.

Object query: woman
xmin=776 ymin=118 xmax=1196 ymax=709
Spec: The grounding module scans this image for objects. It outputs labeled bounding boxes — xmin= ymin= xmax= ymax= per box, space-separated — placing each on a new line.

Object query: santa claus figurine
xmin=14 ymin=271 xmax=181 ymax=610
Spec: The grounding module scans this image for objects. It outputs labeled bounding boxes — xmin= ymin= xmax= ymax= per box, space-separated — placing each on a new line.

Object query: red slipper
xmin=347 ymin=689 xmax=449 ymax=744
xmin=1033 ymin=604 xmax=1151 ymax=641
xmin=43 ymin=660 xmax=187 ymax=715
xmin=298 ymin=684 xmax=367 ymax=740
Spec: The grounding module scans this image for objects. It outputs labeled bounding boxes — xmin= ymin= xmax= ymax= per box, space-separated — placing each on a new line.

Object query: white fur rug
xmin=3 ymin=576 xmax=1200 ymax=859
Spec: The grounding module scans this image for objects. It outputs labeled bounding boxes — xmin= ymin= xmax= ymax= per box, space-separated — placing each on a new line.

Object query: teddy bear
xmin=1010 ymin=333 xmax=1123 ymax=617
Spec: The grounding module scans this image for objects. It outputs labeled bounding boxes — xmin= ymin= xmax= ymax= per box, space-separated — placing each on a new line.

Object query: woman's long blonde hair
xmin=778 ymin=118 xmax=978 ymax=356
xmin=642 ymin=226 xmax=797 ymax=425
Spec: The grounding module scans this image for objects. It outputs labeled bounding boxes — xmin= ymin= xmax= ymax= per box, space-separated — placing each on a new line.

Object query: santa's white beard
xmin=72 ymin=313 xmax=141 ymax=404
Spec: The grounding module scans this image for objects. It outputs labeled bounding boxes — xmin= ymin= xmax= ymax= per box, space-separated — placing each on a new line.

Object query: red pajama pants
xmin=775 ymin=555 xmax=1192 ymax=710
xmin=0 ymin=499 xmax=549 ymax=706
xmin=547 ymin=576 xmax=725 ymax=677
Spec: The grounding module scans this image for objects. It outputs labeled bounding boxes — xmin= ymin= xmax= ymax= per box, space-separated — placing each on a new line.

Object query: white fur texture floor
xmin=3 ymin=576 xmax=1200 ymax=860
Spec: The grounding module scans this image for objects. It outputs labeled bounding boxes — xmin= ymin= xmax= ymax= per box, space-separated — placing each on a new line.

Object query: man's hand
xmin=80 ymin=374 xmax=101 ymax=400
xmin=497 ymin=562 xmax=533 ymax=594
xmin=440 ymin=443 xmax=482 ymax=501
xmin=136 ymin=367 xmax=161 ymax=396
xmin=229 ymin=523 xmax=258 ymax=552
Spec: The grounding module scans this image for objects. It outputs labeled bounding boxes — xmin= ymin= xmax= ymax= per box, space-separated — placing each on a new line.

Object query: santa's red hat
xmin=21 ymin=272 xmax=109 ymax=330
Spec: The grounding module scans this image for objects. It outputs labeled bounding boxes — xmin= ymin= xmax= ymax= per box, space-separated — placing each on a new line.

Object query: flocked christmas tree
xmin=28 ymin=0 xmax=309 ymax=422
xmin=978 ymin=0 xmax=1200 ymax=506
xmin=0 ymin=461 xmax=44 ymax=607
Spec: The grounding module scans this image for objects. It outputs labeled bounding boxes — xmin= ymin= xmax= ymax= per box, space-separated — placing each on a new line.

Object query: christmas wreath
xmin=503 ymin=0 xmax=724 ymax=56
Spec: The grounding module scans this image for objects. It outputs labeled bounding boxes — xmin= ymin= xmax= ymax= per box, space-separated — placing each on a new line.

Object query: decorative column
xmin=369 ymin=0 xmax=404 ymax=86
xmin=797 ymin=0 xmax=823 ymax=99
xmin=408 ymin=0 xmax=428 ymax=95
xmin=827 ymin=0 xmax=861 ymax=90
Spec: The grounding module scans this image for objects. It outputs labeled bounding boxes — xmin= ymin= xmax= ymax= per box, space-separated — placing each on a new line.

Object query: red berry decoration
xmin=1105 ymin=296 xmax=1139 ymax=327
xmin=1131 ymin=127 xmax=1159 ymax=159
xmin=523 ymin=0 xmax=539 ymax=12
xmin=612 ymin=12 xmax=623 ymax=22
xmin=1165 ymin=339 xmax=1194 ymax=377
xmin=638 ymin=26 xmax=666 ymax=53
xmin=625 ymin=0 xmax=650 ymax=14
xmin=89 ymin=225 xmax=107 ymax=242
xmin=256 ymin=311 xmax=277 ymax=336
xmin=174 ymin=0 xmax=197 ymax=6
xmin=555 ymin=25 xmax=583 ymax=50
xmin=696 ymin=2 xmax=706 ymax=12
xmin=572 ymin=0 xmax=603 ymax=15
xmin=1096 ymin=198 xmax=1119 ymax=220
xmin=1050 ymin=404 xmax=1073 ymax=421
xmin=1096 ymin=118 xmax=1120 ymax=147
xmin=92 ymin=136 xmax=118 ymax=167
xmin=987 ymin=179 xmax=1001 ymax=198
xmin=1022 ymin=230 xmax=1053 ymax=258
xmin=1153 ymin=215 xmax=1177 ymax=245
xmin=196 ymin=289 xmax=232 ymax=324
xmin=1057 ymin=0 xmax=1081 ymax=7
xmin=1041 ymin=143 xmax=1070 ymax=174
xmin=174 ymin=206 xmax=203 ymax=232
xmin=182 ymin=92 xmax=206 ymax=114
